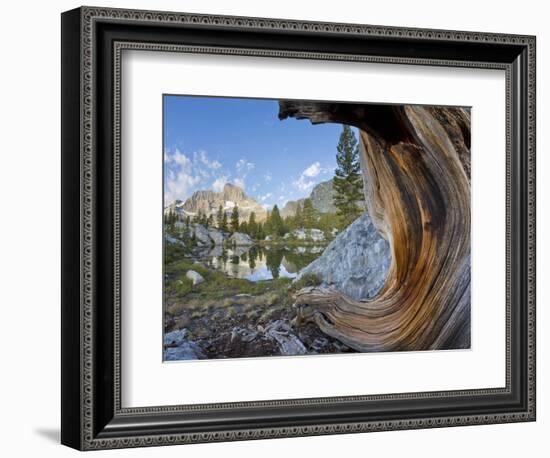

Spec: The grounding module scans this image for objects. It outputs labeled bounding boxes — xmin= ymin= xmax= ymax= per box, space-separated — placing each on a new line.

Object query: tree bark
xmin=279 ymin=101 xmax=471 ymax=351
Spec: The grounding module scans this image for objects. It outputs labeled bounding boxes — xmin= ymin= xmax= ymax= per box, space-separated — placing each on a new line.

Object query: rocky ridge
xmin=280 ymin=179 xmax=336 ymax=218
xmin=165 ymin=183 xmax=267 ymax=222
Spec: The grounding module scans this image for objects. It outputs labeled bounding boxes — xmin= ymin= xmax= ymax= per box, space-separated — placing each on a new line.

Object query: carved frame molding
xmin=61 ymin=6 xmax=536 ymax=450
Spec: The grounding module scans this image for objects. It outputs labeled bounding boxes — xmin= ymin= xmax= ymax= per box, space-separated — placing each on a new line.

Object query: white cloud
xmin=233 ymin=158 xmax=254 ymax=192
xmin=167 ymin=148 xmax=192 ymax=169
xmin=164 ymin=148 xmax=219 ymax=203
xmin=292 ymin=162 xmax=326 ymax=192
xmin=303 ymin=161 xmax=321 ymax=178
xmin=194 ymin=150 xmax=222 ymax=170
xmin=165 ymin=169 xmax=201 ymax=204
xmin=263 ymin=172 xmax=272 ymax=182
xmin=236 ymin=158 xmax=255 ymax=172
xmin=259 ymin=192 xmax=273 ymax=202
xmin=293 ymin=175 xmax=315 ymax=192
xmin=212 ymin=175 xmax=229 ymax=192
xmin=234 ymin=177 xmax=245 ymax=190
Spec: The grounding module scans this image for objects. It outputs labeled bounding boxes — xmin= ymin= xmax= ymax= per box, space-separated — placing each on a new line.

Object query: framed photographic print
xmin=61 ymin=6 xmax=536 ymax=450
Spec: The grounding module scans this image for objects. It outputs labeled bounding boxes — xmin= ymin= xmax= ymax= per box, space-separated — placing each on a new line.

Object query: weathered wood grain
xmin=279 ymin=101 xmax=471 ymax=351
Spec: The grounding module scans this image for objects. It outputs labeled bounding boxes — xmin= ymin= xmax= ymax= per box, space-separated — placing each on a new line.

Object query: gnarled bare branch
xmin=280 ymin=101 xmax=471 ymax=351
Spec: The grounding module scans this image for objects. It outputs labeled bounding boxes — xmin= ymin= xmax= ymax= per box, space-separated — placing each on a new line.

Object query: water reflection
xmin=203 ymin=245 xmax=324 ymax=281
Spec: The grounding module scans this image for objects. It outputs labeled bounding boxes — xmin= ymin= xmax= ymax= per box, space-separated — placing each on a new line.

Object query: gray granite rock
xmin=308 ymin=229 xmax=325 ymax=242
xmin=284 ymin=228 xmax=326 ymax=242
xmin=208 ymin=228 xmax=227 ymax=245
xmin=228 ymin=232 xmax=255 ymax=246
xmin=185 ymin=270 xmax=205 ymax=286
xmin=296 ymin=212 xmax=391 ymax=300
xmin=163 ymin=329 xmax=206 ymax=361
xmin=192 ymin=224 xmax=212 ymax=246
xmin=164 ymin=234 xmax=184 ymax=246
xmin=163 ymin=329 xmax=189 ymax=346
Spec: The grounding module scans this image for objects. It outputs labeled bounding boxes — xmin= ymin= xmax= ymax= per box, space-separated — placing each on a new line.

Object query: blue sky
xmin=163 ymin=95 xmax=345 ymax=209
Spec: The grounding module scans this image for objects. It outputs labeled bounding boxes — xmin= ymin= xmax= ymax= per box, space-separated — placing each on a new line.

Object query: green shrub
xmin=165 ymin=260 xmax=210 ymax=278
xmin=291 ymin=272 xmax=322 ymax=291
xmin=164 ymin=243 xmax=189 ymax=264
xmin=165 ymin=276 xmax=194 ymax=297
xmin=192 ymin=273 xmax=292 ymax=299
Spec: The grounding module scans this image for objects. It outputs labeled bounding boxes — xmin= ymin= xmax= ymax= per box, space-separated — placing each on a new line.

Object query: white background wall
xmin=0 ymin=0 xmax=546 ymax=456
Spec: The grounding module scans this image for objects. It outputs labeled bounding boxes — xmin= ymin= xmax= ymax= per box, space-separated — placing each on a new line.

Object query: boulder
xmin=164 ymin=328 xmax=189 ymax=346
xmin=163 ymin=329 xmax=206 ymax=361
xmin=285 ymin=228 xmax=326 ymax=242
xmin=174 ymin=221 xmax=186 ymax=230
xmin=208 ymin=228 xmax=227 ymax=245
xmin=164 ymin=234 xmax=184 ymax=246
xmin=228 ymin=232 xmax=254 ymax=246
xmin=296 ymin=212 xmax=390 ymax=300
xmin=293 ymin=229 xmax=307 ymax=240
xmin=185 ymin=270 xmax=205 ymax=286
xmin=191 ymin=224 xmax=212 ymax=246
xmin=309 ymin=228 xmax=325 ymax=242
xmin=208 ymin=245 xmax=224 ymax=258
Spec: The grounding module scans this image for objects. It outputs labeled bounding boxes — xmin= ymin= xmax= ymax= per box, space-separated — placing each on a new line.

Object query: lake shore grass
xmin=257 ymin=239 xmax=330 ymax=247
xmin=164 ymin=258 xmax=295 ymax=316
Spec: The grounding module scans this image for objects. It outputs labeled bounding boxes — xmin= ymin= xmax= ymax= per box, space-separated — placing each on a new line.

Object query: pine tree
xmin=248 ymin=212 xmax=257 ymax=239
xmin=256 ymin=222 xmax=265 ymax=240
xmin=301 ymin=198 xmax=317 ymax=229
xmin=263 ymin=211 xmax=272 ymax=235
xmin=207 ymin=214 xmax=214 ymax=228
xmin=267 ymin=205 xmax=284 ymax=236
xmin=265 ymin=248 xmax=284 ymax=279
xmin=216 ymin=204 xmax=224 ymax=229
xmin=294 ymin=202 xmax=303 ymax=228
xmin=333 ymin=125 xmax=364 ymax=228
xmin=230 ymin=205 xmax=240 ymax=233
xmin=221 ymin=212 xmax=228 ymax=232
xmin=168 ymin=209 xmax=176 ymax=231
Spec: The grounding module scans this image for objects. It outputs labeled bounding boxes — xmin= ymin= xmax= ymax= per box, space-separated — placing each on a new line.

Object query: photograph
xmin=162 ymin=96 xmax=472 ymax=361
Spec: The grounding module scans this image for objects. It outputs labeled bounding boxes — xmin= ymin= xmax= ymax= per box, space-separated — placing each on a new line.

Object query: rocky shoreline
xmin=164 ymin=284 xmax=354 ymax=361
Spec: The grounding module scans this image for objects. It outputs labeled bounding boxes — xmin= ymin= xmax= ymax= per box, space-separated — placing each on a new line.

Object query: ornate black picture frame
xmin=61 ymin=6 xmax=536 ymax=450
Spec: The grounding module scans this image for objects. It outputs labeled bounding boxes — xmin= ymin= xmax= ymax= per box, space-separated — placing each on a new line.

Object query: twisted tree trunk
xmin=279 ymin=101 xmax=471 ymax=351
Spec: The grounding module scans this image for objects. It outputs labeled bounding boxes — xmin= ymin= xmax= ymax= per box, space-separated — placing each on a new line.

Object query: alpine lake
xmin=200 ymin=243 xmax=325 ymax=281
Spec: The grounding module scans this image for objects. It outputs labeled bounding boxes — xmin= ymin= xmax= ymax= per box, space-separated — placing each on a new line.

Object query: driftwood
xmin=264 ymin=320 xmax=308 ymax=356
xmin=279 ymin=101 xmax=471 ymax=352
